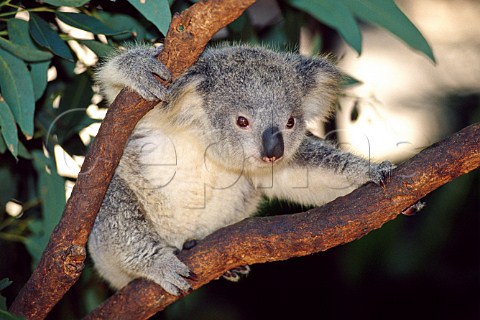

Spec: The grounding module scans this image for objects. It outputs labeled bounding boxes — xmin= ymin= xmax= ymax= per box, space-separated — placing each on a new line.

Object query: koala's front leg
xmin=96 ymin=45 xmax=172 ymax=103
xmin=89 ymin=176 xmax=192 ymax=295
xmin=296 ymin=136 xmax=394 ymax=186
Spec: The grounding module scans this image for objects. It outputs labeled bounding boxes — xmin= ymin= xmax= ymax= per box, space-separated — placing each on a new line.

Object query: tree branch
xmin=9 ymin=1 xmax=256 ymax=319
xmin=85 ymin=123 xmax=479 ymax=319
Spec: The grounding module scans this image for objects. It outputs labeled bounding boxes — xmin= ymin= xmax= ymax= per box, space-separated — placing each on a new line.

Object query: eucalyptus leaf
xmin=0 ymin=281 xmax=21 ymax=320
xmin=0 ymin=278 xmax=12 ymax=291
xmin=127 ymin=0 xmax=171 ymax=36
xmin=8 ymin=19 xmax=54 ymax=65
xmin=8 ymin=18 xmax=41 ymax=47
xmin=0 ymin=100 xmax=18 ymax=158
xmin=288 ymin=0 xmax=362 ymax=53
xmin=56 ymin=73 xmax=95 ymax=143
xmin=30 ymin=60 xmax=50 ymax=101
xmin=27 ymin=151 xmax=66 ymax=266
xmin=0 ymin=309 xmax=24 ymax=320
xmin=42 ymin=0 xmax=89 ymax=6
xmin=0 ymin=167 xmax=16 ymax=209
xmin=56 ymin=12 xmax=118 ymax=35
xmin=0 ymin=48 xmax=35 ymax=138
xmin=0 ymin=37 xmax=52 ymax=62
xmin=342 ymin=0 xmax=435 ymax=62
xmin=96 ymin=12 xmax=147 ymax=41
xmin=29 ymin=13 xmax=74 ymax=61
xmin=0 ymin=138 xmax=5 ymax=154
xmin=78 ymin=39 xmax=114 ymax=58
xmin=17 ymin=140 xmax=32 ymax=159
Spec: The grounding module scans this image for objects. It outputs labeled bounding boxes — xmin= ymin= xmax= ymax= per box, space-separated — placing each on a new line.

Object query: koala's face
xmin=171 ymin=46 xmax=340 ymax=172
xmin=196 ymin=48 xmax=312 ymax=171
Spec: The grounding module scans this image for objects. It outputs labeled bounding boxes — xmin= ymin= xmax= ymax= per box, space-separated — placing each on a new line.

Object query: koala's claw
xmin=222 ymin=265 xmax=251 ymax=282
xmin=151 ymin=251 xmax=192 ymax=295
xmin=370 ymin=160 xmax=395 ymax=187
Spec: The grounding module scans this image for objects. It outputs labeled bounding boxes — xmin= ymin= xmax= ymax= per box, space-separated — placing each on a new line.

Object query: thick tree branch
xmin=9 ymin=1 xmax=255 ymax=319
xmin=86 ymin=123 xmax=479 ymax=319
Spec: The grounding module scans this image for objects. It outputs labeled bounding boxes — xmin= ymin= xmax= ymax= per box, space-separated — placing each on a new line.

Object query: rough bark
xmin=9 ymin=1 xmax=256 ymax=319
xmin=85 ymin=123 xmax=479 ymax=319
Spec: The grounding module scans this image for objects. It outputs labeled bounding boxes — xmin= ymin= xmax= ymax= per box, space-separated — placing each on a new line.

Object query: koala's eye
xmin=236 ymin=116 xmax=250 ymax=128
xmin=286 ymin=117 xmax=295 ymax=129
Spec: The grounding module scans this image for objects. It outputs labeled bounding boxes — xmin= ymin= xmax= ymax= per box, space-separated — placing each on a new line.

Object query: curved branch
xmin=86 ymin=123 xmax=479 ymax=319
xmin=9 ymin=1 xmax=255 ymax=319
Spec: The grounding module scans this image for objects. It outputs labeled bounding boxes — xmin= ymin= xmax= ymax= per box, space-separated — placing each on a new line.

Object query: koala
xmin=89 ymin=44 xmax=393 ymax=295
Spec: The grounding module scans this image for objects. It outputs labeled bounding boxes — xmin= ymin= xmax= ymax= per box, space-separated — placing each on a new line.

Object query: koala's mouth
xmin=244 ymin=155 xmax=284 ymax=169
xmin=261 ymin=155 xmax=283 ymax=163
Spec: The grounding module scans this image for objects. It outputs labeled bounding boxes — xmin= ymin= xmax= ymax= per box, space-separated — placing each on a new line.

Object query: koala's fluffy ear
xmin=294 ymin=56 xmax=341 ymax=123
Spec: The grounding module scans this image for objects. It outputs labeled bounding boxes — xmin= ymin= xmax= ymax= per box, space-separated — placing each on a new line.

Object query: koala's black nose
xmin=261 ymin=127 xmax=284 ymax=163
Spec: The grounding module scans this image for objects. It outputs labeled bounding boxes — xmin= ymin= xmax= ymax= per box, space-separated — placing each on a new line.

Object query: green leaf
xmin=77 ymin=39 xmax=114 ymax=58
xmin=56 ymin=12 xmax=118 ymax=35
xmin=127 ymin=0 xmax=171 ymax=36
xmin=8 ymin=19 xmax=54 ymax=61
xmin=30 ymin=60 xmax=50 ymax=101
xmin=8 ymin=19 xmax=37 ymax=47
xmin=0 ymin=137 xmax=5 ymax=153
xmin=42 ymin=0 xmax=89 ymax=6
xmin=29 ymin=13 xmax=74 ymax=61
xmin=289 ymin=0 xmax=362 ymax=53
xmin=0 ymin=48 xmax=35 ymax=138
xmin=0 ymin=310 xmax=25 ymax=320
xmin=343 ymin=0 xmax=435 ymax=62
xmin=95 ymin=12 xmax=146 ymax=41
xmin=55 ymin=73 xmax=95 ymax=143
xmin=27 ymin=151 xmax=66 ymax=265
xmin=0 ymin=279 xmax=23 ymax=320
xmin=17 ymin=140 xmax=32 ymax=159
xmin=0 ymin=37 xmax=52 ymax=62
xmin=0 ymin=278 xmax=12 ymax=291
xmin=0 ymin=100 xmax=18 ymax=158
xmin=0 ymin=310 xmax=24 ymax=320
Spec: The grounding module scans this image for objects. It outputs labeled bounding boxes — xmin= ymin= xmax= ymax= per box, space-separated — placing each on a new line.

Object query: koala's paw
xmin=150 ymin=250 xmax=193 ymax=295
xmin=369 ymin=160 xmax=395 ymax=187
xmin=222 ymin=265 xmax=251 ymax=282
xmin=116 ymin=46 xmax=172 ymax=101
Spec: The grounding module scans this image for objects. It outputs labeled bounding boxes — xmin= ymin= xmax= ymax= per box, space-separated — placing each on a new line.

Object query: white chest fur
xmin=118 ymin=126 xmax=260 ymax=249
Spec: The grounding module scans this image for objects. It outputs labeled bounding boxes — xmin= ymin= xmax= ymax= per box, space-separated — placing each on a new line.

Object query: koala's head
xmin=168 ymin=46 xmax=340 ymax=172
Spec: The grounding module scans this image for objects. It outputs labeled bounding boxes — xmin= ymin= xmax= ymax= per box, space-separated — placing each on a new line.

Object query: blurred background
xmin=0 ymin=0 xmax=478 ymax=319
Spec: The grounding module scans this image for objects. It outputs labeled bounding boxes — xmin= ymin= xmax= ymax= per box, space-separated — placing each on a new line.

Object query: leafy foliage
xmin=0 ymin=0 xmax=441 ymax=317
xmin=0 ymin=279 xmax=23 ymax=320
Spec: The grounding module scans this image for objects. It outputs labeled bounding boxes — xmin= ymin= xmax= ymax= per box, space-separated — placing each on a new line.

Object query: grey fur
xmin=89 ymin=45 xmax=393 ymax=295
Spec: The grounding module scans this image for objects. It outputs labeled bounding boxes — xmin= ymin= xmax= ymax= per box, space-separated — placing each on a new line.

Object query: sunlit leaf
xmin=288 ymin=0 xmax=362 ymax=53
xmin=0 ymin=48 xmax=35 ymax=138
xmin=127 ymin=0 xmax=171 ymax=36
xmin=56 ymin=12 xmax=118 ymax=35
xmin=343 ymin=0 xmax=435 ymax=62
xmin=0 ymin=100 xmax=18 ymax=158
xmin=29 ymin=13 xmax=74 ymax=61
